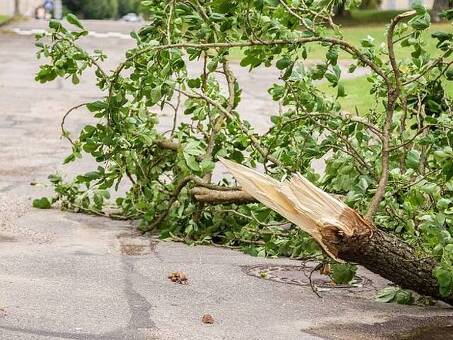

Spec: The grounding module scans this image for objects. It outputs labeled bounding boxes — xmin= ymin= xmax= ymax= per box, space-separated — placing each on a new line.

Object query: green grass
xmin=229 ymin=23 xmax=451 ymax=61
xmin=0 ymin=15 xmax=10 ymax=26
xmin=319 ymin=76 xmax=453 ymax=114
xmin=319 ymin=76 xmax=376 ymax=114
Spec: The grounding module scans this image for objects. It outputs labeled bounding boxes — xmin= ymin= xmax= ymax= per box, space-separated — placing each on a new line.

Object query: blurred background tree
xmin=81 ymin=0 xmax=117 ymax=19
xmin=62 ymin=0 xmax=139 ymax=19
xmin=359 ymin=0 xmax=382 ymax=9
xmin=118 ymin=0 xmax=140 ymax=16
xmin=432 ymin=0 xmax=452 ymax=21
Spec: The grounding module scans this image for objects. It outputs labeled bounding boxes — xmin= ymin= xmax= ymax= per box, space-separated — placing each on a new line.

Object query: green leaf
xmin=348 ymin=64 xmax=357 ymax=73
xmin=437 ymin=198 xmax=452 ymax=210
xmin=406 ymin=150 xmax=421 ymax=170
xmin=325 ymin=72 xmax=338 ymax=85
xmin=184 ymin=141 xmax=204 ymax=156
xmin=360 ymin=36 xmax=375 ymax=48
xmin=187 ymin=78 xmax=201 ymax=88
xmin=49 ymin=19 xmax=62 ymax=30
xmin=93 ymin=192 xmax=104 ymax=207
xmin=200 ymin=159 xmax=215 ymax=173
xmin=311 ymin=64 xmax=327 ymax=80
xmin=443 ymin=161 xmax=453 ymax=181
xmin=434 ymin=266 xmax=453 ymax=297
xmin=446 ymin=68 xmax=453 ymax=81
xmin=72 ymin=74 xmax=80 ymax=85
xmin=150 ymin=85 xmax=162 ymax=103
xmin=326 ymin=47 xmax=338 ymax=66
xmin=394 ymin=289 xmax=414 ymax=304
xmin=411 ymin=0 xmax=427 ymax=14
xmin=86 ymin=101 xmax=108 ymax=112
xmin=376 ymin=287 xmax=397 ymax=303
xmin=66 ymin=14 xmax=84 ymax=30
xmin=276 ymin=57 xmax=291 ymax=70
xmin=33 ymin=197 xmax=52 ymax=209
xmin=330 ymin=263 xmax=356 ymax=284
xmin=409 ymin=13 xmax=431 ymax=31
xmin=207 ymin=60 xmax=218 ymax=72
xmin=187 ymin=156 xmax=201 ymax=172
xmin=337 ymin=84 xmax=346 ymax=98
xmin=440 ymin=8 xmax=453 ymax=20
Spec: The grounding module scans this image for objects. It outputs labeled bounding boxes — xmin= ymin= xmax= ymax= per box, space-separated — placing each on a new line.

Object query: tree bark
xmin=191 ymin=187 xmax=256 ymax=205
xmin=14 ymin=0 xmax=20 ymax=16
xmin=322 ymin=226 xmax=452 ymax=304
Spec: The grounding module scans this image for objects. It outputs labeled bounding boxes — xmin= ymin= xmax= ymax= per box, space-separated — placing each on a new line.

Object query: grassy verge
xmin=229 ymin=23 xmax=450 ymax=61
xmin=0 ymin=15 xmax=11 ymax=26
xmin=319 ymin=76 xmax=453 ymax=114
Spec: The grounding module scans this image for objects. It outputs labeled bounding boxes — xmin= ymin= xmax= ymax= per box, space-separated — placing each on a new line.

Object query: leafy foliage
xmin=35 ymin=1 xmax=452 ymax=298
xmin=330 ymin=262 xmax=357 ymax=284
xmin=376 ymin=286 xmax=415 ymax=304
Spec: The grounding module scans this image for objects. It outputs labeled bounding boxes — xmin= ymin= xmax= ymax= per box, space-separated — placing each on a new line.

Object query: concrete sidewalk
xmin=0 ymin=24 xmax=452 ymax=340
xmin=4 ymin=18 xmax=144 ymax=34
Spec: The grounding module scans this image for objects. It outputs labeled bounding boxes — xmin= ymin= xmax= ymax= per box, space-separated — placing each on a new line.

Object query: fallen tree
xmin=220 ymin=158 xmax=453 ymax=305
xmin=34 ymin=2 xmax=453 ymax=303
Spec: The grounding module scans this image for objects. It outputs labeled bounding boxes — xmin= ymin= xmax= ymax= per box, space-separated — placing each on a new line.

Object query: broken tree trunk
xmin=218 ymin=158 xmax=453 ymax=305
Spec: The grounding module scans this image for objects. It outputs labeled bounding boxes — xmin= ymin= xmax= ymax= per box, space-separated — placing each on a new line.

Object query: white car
xmin=122 ymin=13 xmax=141 ymax=22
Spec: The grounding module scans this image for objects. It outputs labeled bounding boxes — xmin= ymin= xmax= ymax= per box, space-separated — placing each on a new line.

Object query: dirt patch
xmin=121 ymin=244 xmax=147 ymax=256
xmin=117 ymin=231 xmax=158 ymax=256
xmin=398 ymin=325 xmax=453 ymax=339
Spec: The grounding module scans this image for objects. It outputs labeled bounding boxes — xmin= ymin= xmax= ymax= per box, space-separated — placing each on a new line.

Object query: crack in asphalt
xmin=122 ymin=257 xmax=156 ymax=330
xmin=0 ymin=325 xmax=159 ymax=340
xmin=0 ymin=252 xmax=157 ymax=339
xmin=0 ymin=325 xmax=107 ymax=340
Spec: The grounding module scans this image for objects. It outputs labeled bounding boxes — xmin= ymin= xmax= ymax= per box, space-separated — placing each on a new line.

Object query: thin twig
xmin=61 ymin=102 xmax=89 ymax=145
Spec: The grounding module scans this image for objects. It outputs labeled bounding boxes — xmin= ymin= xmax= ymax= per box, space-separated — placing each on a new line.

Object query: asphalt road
xmin=0 ymin=19 xmax=452 ymax=340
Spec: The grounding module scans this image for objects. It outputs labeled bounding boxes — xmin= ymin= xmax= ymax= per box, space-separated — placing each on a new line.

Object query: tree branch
xmin=191 ymin=187 xmax=256 ymax=205
xmin=364 ymin=10 xmax=416 ymax=220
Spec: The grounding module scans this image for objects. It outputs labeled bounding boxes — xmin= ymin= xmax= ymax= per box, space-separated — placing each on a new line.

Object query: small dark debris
xmin=168 ymin=271 xmax=188 ymax=284
xmin=202 ymin=314 xmax=214 ymax=324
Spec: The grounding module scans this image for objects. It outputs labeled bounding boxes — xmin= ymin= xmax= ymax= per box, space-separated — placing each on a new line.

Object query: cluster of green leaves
xmin=329 ymin=262 xmax=357 ymax=284
xmin=34 ymin=1 xmax=452 ymax=293
xmin=376 ymin=286 xmax=415 ymax=305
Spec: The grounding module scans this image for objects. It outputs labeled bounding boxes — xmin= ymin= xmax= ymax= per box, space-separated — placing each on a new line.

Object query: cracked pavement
xmin=0 ymin=19 xmax=453 ymax=340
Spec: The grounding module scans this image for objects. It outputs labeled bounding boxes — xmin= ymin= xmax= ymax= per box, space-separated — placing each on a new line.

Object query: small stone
xmin=202 ymin=314 xmax=214 ymax=324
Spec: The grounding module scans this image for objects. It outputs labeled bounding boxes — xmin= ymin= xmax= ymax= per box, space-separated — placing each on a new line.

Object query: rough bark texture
xmin=191 ymin=187 xmax=256 ymax=205
xmin=321 ymin=226 xmax=453 ymax=305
